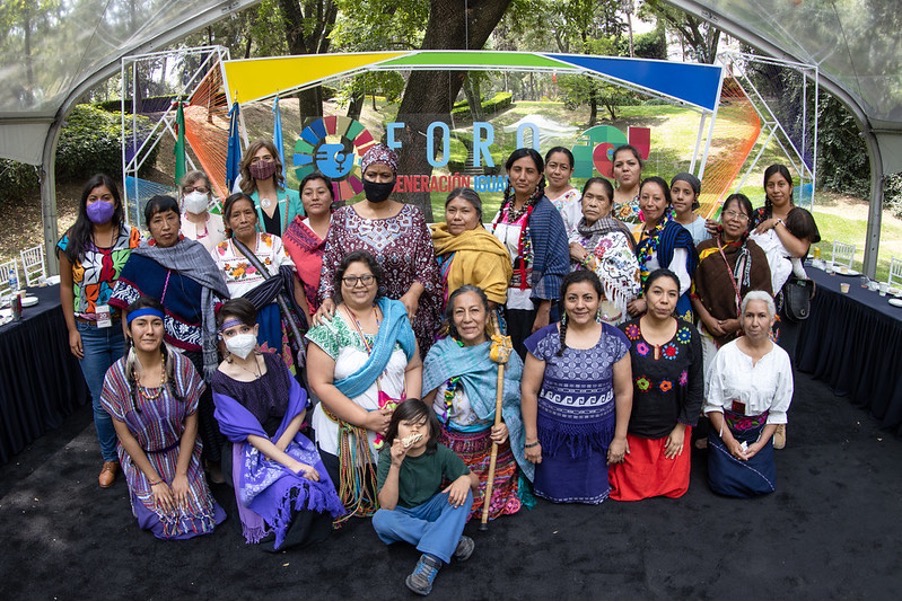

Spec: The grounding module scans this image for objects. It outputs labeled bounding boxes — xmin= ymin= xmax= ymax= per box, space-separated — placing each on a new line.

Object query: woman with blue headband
xmin=100 ymin=296 xmax=226 ymax=540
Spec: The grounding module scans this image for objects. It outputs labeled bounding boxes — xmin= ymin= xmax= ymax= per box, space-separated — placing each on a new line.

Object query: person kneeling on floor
xmin=373 ymin=398 xmax=479 ymax=596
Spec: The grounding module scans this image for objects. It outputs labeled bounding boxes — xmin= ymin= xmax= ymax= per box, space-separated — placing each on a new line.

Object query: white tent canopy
xmin=0 ymin=0 xmax=897 ymax=274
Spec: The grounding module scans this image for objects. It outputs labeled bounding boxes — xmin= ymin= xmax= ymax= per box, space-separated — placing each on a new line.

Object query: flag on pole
xmin=272 ymin=96 xmax=286 ymax=180
xmin=226 ymin=101 xmax=242 ymax=192
xmin=174 ymin=100 xmax=187 ymax=185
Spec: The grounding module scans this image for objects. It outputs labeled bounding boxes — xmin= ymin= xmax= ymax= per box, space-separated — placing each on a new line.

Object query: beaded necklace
xmin=442 ymin=376 xmax=462 ymax=426
xmin=137 ymin=352 xmax=167 ymax=401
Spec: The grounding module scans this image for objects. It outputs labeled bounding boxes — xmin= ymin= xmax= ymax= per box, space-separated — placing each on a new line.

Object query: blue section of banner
xmin=273 ymin=97 xmax=286 ymax=180
xmin=546 ymin=54 xmax=722 ymax=112
xmin=226 ymin=102 xmax=242 ymax=192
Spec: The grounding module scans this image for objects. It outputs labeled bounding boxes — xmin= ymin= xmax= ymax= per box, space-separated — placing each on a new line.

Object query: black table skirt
xmin=797 ymin=268 xmax=902 ymax=436
xmin=0 ymin=285 xmax=89 ymax=464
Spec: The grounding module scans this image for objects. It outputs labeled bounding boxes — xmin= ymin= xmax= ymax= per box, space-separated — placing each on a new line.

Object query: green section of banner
xmin=383 ymin=52 xmax=572 ymax=70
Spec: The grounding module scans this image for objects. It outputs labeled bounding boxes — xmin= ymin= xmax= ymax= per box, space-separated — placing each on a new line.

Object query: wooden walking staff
xmin=480 ymin=317 xmax=513 ymax=531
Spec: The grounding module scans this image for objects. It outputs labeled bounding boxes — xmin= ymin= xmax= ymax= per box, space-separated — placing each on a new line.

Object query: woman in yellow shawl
xmin=431 ymin=188 xmax=513 ymax=311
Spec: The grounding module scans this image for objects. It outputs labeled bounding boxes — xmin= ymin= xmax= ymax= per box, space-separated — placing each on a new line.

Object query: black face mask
xmin=363 ymin=179 xmax=396 ymax=203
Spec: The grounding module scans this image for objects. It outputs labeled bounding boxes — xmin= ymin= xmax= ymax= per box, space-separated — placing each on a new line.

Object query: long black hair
xmin=502 ymin=148 xmax=546 ymax=203
xmin=123 ymin=296 xmax=182 ymax=413
xmin=762 ymin=164 xmax=794 ymax=217
xmin=60 ymin=174 xmax=125 ymax=262
xmin=557 ymin=271 xmax=604 ymax=357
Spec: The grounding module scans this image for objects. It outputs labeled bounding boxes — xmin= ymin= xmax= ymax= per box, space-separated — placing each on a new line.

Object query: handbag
xmin=782 ymin=276 xmax=816 ymax=322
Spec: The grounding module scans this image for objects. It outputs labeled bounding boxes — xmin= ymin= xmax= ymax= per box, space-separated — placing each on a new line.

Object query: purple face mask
xmin=249 ymin=160 xmax=279 ymax=181
xmin=86 ymin=201 xmax=116 ymax=224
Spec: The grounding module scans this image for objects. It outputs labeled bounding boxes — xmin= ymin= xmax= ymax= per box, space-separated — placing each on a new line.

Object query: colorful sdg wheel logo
xmin=571 ymin=125 xmax=650 ymax=179
xmin=294 ymin=116 xmax=377 ymax=203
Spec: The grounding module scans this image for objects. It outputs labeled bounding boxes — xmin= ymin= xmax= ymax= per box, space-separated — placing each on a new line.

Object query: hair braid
xmin=556 ymin=315 xmax=569 ymax=357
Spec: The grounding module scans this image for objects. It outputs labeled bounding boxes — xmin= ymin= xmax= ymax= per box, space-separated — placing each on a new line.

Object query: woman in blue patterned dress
xmin=100 ymin=297 xmax=226 ymax=539
xmin=520 ymin=271 xmax=633 ymax=504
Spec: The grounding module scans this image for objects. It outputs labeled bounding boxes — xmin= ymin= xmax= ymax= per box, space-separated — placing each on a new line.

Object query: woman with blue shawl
xmin=110 ymin=195 xmax=231 ymax=481
xmin=422 ymin=285 xmax=532 ymax=522
xmin=306 ymin=250 xmax=422 ymax=521
xmin=628 ymin=176 xmax=699 ymax=322
xmin=211 ymin=299 xmax=344 ymax=551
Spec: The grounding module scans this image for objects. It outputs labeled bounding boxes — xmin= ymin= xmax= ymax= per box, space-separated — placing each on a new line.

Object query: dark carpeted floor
xmin=1 ymin=370 xmax=900 ymax=600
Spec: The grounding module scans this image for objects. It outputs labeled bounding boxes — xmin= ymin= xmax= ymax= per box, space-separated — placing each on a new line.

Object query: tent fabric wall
xmin=0 ymin=123 xmax=52 ymax=166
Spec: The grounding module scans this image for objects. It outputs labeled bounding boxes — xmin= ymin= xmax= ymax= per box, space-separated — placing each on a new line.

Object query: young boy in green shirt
xmin=374 ymin=399 xmax=479 ymax=596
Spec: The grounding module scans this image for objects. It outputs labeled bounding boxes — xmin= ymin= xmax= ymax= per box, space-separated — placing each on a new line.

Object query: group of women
xmin=57 ymin=138 xmax=815 ymax=551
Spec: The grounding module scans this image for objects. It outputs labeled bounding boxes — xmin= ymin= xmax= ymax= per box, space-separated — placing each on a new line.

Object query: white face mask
xmin=183 ymin=191 xmax=210 ymax=214
xmin=225 ymin=333 xmax=257 ymax=359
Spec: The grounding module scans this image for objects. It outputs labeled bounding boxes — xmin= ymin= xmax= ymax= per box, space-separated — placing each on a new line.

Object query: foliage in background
xmin=450 ymin=92 xmax=514 ymax=119
xmin=56 ymin=105 xmax=159 ymax=181
xmin=0 ymin=160 xmax=40 ymax=205
xmin=639 ymin=0 xmax=721 ymax=64
xmin=885 ymin=173 xmax=902 ymax=220
xmin=0 ymin=104 xmax=159 ymax=203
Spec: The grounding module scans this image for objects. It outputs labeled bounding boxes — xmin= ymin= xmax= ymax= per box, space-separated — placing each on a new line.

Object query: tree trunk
xmin=463 ymin=74 xmax=483 ymax=122
xmin=588 ymin=86 xmax=598 ymax=127
xmin=298 ymin=87 xmax=323 ymax=125
xmin=347 ymin=89 xmax=365 ymax=120
xmin=278 ymin=0 xmax=338 ymax=122
xmin=395 ymin=0 xmax=512 ymax=220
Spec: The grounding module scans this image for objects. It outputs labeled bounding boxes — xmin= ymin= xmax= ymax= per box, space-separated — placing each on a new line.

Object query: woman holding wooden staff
xmin=422 ymin=285 xmax=531 ymax=522
xmin=521 ymin=271 xmax=633 ymax=504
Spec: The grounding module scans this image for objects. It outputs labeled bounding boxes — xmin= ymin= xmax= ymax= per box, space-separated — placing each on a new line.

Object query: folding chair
xmin=19 ymin=245 xmax=46 ymax=287
xmin=0 ymin=258 xmax=18 ymax=301
xmin=831 ymin=241 xmax=856 ymax=269
xmin=888 ymin=257 xmax=902 ymax=289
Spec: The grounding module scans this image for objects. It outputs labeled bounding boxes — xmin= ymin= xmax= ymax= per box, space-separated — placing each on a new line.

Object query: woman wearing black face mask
xmin=315 ymin=144 xmax=441 ymax=357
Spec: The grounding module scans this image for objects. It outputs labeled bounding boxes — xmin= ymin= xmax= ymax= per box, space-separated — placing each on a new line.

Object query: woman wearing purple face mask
xmin=57 ymin=173 xmax=141 ymax=489
xmin=238 ymin=140 xmax=303 ymax=236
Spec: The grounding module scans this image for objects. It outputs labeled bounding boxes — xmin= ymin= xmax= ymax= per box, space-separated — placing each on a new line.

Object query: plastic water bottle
xmin=8 ymin=270 xmax=21 ymax=320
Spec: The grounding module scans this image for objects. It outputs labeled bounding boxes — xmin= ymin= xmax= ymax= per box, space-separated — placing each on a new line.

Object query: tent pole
xmin=862 ymin=129 xmax=883 ymax=279
xmin=41 ymin=119 xmax=63 ymax=276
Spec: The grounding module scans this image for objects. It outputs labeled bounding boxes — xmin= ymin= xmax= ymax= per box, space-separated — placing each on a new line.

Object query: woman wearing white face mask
xmin=211 ymin=298 xmax=344 ymax=551
xmin=179 ymin=171 xmax=226 ymax=253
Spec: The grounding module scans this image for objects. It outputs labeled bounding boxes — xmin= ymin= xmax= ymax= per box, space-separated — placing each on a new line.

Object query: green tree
xmin=331 ymin=0 xmax=429 ymax=118
xmin=394 ymin=0 xmax=513 ymax=219
xmin=640 ymin=0 xmax=721 ymax=64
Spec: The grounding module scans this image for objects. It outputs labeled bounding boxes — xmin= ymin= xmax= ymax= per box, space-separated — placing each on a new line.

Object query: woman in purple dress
xmin=520 ymin=271 xmax=633 ymax=504
xmin=100 ymin=297 xmax=226 ymax=540
xmin=315 ymin=144 xmax=441 ymax=356
xmin=212 ymin=298 xmax=344 ymax=551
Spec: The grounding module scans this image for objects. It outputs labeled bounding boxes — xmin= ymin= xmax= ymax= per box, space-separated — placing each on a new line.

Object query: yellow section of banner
xmin=223 ymin=52 xmax=407 ymax=104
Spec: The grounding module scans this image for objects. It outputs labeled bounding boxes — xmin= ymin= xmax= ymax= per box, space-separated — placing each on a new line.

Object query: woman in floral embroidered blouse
xmin=609 ymin=268 xmax=703 ymax=501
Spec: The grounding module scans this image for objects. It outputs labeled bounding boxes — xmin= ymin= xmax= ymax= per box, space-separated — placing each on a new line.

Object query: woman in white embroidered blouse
xmin=703 ymin=291 xmax=793 ymax=498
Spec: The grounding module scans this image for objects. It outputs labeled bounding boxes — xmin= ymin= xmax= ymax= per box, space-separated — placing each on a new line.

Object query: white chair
xmin=0 ymin=258 xmax=18 ymax=300
xmin=888 ymin=257 xmax=902 ymax=289
xmin=19 ymin=245 xmax=46 ymax=287
xmin=831 ymin=241 xmax=856 ymax=269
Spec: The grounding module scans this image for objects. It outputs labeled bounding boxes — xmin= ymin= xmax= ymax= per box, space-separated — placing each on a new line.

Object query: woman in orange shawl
xmin=431 ymin=188 xmax=512 ymax=311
